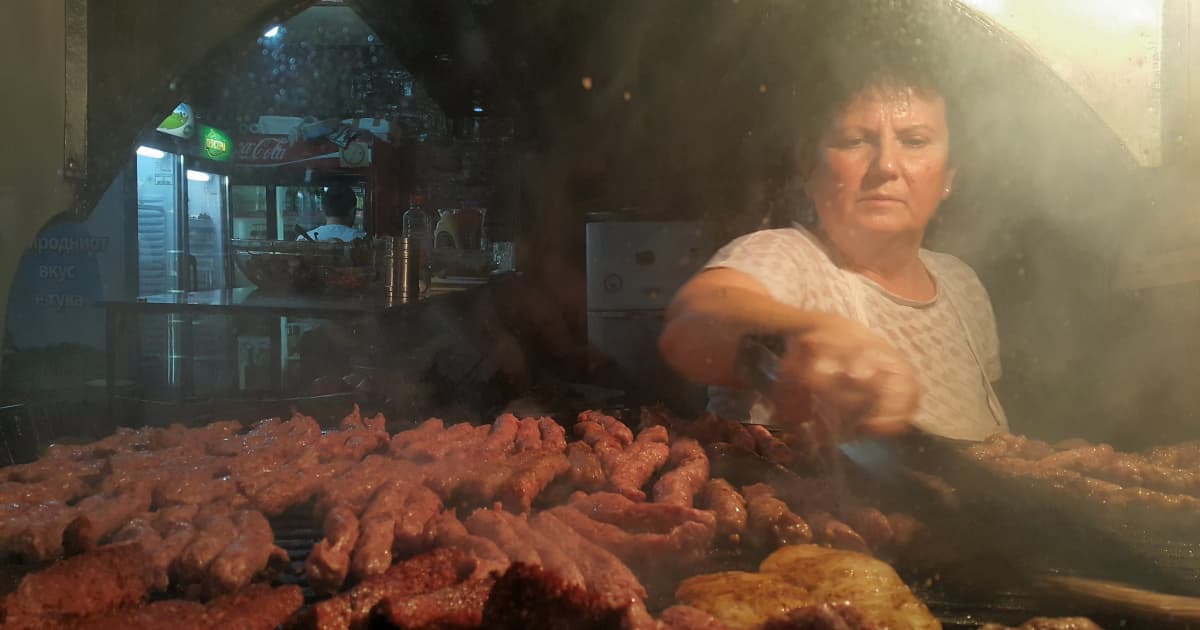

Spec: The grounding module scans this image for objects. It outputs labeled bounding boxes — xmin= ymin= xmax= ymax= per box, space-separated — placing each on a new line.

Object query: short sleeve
xmin=976 ymin=289 xmax=1002 ymax=382
xmin=703 ymin=229 xmax=815 ymax=308
xmin=928 ymin=252 xmax=1002 ymax=382
xmin=957 ymin=267 xmax=1002 ymax=382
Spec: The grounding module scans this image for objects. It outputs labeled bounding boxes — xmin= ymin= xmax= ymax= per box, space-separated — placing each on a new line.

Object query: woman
xmin=659 ymin=66 xmax=1007 ymax=443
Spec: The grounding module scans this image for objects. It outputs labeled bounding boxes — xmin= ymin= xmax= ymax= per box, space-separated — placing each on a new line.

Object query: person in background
xmin=659 ymin=54 xmax=1007 ymax=444
xmin=298 ymin=183 xmax=365 ymax=242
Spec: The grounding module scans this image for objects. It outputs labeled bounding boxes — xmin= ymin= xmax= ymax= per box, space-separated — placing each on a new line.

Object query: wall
xmin=3 ymin=167 xmax=132 ymax=397
xmin=0 ymin=1 xmax=78 ymax=385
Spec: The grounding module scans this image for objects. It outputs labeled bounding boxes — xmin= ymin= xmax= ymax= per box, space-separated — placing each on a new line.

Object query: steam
xmin=508 ymin=0 xmax=1159 ymax=445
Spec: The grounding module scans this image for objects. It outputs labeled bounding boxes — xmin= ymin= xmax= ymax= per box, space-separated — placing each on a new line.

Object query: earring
xmin=944 ymin=187 xmax=951 ymax=195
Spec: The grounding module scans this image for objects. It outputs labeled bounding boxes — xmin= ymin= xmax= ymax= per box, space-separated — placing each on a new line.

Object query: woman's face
xmin=805 ymin=85 xmax=956 ymax=245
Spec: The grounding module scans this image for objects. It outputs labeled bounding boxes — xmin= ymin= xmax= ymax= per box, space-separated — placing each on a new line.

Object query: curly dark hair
xmin=800 ymin=50 xmax=959 ymax=164
xmin=753 ymin=11 xmax=961 ymax=229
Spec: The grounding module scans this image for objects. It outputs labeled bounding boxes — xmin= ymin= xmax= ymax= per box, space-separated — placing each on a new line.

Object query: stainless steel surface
xmin=221 ymin=173 xmax=234 ymax=290
xmin=381 ymin=235 xmax=421 ymax=306
xmin=585 ymin=221 xmax=707 ymax=409
xmin=584 ymin=221 xmax=705 ymax=312
xmin=166 ymin=154 xmax=191 ymax=396
xmin=380 ymin=234 xmax=397 ymax=302
xmin=103 ymin=289 xmax=394 ymax=317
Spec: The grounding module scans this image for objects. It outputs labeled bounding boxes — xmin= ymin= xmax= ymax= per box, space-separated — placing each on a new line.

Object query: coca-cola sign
xmin=236 ymin=136 xmax=292 ymax=162
xmin=234 ymin=134 xmax=363 ymax=168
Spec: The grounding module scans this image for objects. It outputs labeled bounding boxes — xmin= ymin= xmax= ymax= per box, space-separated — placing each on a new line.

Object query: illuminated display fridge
xmin=132 ymin=138 xmax=234 ymax=397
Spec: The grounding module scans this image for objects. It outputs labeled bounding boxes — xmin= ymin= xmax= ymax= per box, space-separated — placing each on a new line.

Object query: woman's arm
xmin=659 ymin=267 xmax=920 ymax=436
xmin=659 ymin=268 xmax=824 ymax=388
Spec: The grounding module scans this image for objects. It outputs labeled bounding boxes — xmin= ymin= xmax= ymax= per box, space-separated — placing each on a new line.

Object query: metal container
xmin=396 ymin=236 xmax=422 ymax=303
xmin=378 ymin=235 xmax=396 ymax=297
xmin=382 ymin=236 xmax=421 ymax=305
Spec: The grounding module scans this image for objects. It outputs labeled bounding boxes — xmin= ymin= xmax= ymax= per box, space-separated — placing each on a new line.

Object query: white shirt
xmin=705 ymin=226 xmax=1008 ymax=442
xmin=297 ymin=224 xmax=365 ymax=243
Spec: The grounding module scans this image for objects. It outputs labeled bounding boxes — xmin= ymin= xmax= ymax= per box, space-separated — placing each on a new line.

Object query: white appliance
xmin=585 ymin=220 xmax=709 ymax=410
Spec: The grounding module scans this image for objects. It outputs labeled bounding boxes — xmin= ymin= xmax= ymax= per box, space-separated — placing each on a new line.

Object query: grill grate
xmin=268 ymin=507 xmax=325 ymax=603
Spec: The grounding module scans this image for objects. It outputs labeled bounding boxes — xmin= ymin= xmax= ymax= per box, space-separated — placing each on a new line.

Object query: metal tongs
xmin=736 ymin=335 xmax=975 ymax=490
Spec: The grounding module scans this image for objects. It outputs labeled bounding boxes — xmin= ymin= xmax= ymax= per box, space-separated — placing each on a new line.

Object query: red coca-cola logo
xmin=236 ymin=137 xmax=292 ymax=162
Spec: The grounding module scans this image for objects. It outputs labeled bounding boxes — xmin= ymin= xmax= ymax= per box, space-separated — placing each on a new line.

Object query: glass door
xmin=183 ymin=166 xmax=229 ymax=291
xmin=183 ymin=165 xmax=235 ymax=396
xmin=134 ymin=146 xmax=183 ymax=296
xmin=230 ymin=184 xmax=271 ymax=241
xmin=134 ymin=146 xmax=188 ymax=396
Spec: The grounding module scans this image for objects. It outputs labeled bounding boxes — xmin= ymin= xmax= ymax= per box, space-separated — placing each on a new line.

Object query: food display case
xmin=7 ymin=0 xmax=1200 ymax=629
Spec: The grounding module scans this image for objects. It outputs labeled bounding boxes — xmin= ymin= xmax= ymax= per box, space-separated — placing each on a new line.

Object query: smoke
xmin=161 ymin=0 xmax=1174 ymax=444
xmin=502 ymin=0 xmax=1169 ymax=445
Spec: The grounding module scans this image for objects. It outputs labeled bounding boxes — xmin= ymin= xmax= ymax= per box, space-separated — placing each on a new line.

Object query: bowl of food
xmin=232 ymin=239 xmax=370 ymax=294
xmin=318 ymin=265 xmax=374 ymax=293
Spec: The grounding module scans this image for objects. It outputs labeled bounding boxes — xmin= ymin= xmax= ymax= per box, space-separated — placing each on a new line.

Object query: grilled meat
xmin=759 ymin=602 xmax=880 ymax=630
xmin=743 ymin=484 xmax=812 ymax=548
xmin=198 ymin=583 xmax=303 ymax=630
xmin=204 ymin=509 xmax=286 ymax=596
xmin=699 ymin=479 xmax=748 ymax=545
xmin=392 ymin=485 xmax=443 ymax=556
xmin=173 ymin=510 xmax=238 ymax=589
xmin=660 ymin=604 xmax=734 ymax=630
xmin=298 ymin=547 xmax=474 ymax=630
xmin=307 ymin=505 xmax=360 ymax=594
xmin=1 ymin=543 xmax=156 ymax=628
xmin=371 ymin=576 xmax=495 ymax=628
xmin=497 ymin=451 xmax=570 ymax=512
xmin=607 ymin=426 xmax=671 ymax=501
xmin=431 ymin=510 xmax=512 ymax=579
xmin=759 ymin=545 xmax=940 ymax=630
xmin=482 ymin=563 xmax=627 ymax=630
xmin=64 ymin=485 xmax=152 ymax=554
xmin=802 ymin=510 xmax=869 ymax=553
xmin=538 ymin=417 xmax=568 ymax=453
xmin=507 ymin=511 xmax=586 ymax=588
xmin=566 ymin=442 xmax=607 ymax=493
xmin=0 ymin=500 xmax=79 ymax=562
xmin=654 ymin=438 xmax=711 ymax=508
xmin=515 ymin=417 xmax=544 ymax=452
xmin=676 ymin=571 xmax=814 ymax=629
xmin=483 ymin=414 xmax=521 ymax=453
xmin=465 ymin=508 xmax=542 ymax=566
xmin=531 ymin=510 xmax=647 ymax=608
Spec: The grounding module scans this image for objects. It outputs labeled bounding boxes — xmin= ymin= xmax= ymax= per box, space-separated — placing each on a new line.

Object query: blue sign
xmin=7 ymin=173 xmax=128 ymax=351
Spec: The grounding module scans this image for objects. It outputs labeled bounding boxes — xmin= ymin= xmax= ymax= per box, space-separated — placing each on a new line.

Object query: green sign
xmin=199 ymin=124 xmax=233 ymax=162
xmin=157 ymin=102 xmax=194 ymax=139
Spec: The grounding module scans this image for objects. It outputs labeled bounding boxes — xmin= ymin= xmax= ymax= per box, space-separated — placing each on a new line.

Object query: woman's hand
xmin=768 ymin=314 xmax=921 ymax=440
xmin=660 ymin=268 xmax=920 ymax=440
